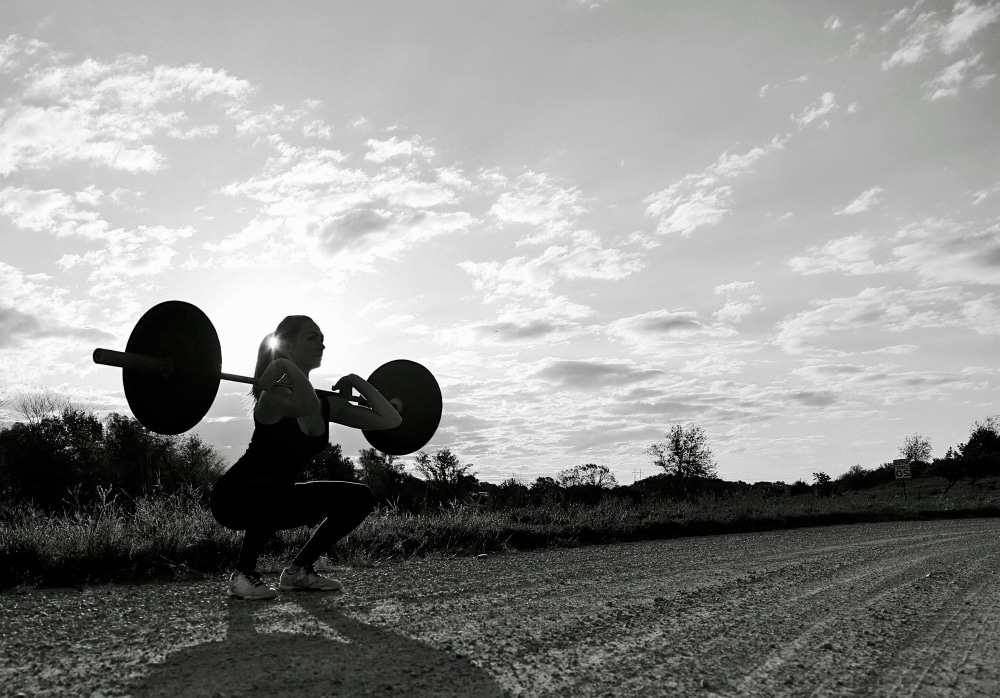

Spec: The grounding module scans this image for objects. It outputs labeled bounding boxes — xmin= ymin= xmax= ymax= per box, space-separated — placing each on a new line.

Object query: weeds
xmin=2 ymin=477 xmax=998 ymax=588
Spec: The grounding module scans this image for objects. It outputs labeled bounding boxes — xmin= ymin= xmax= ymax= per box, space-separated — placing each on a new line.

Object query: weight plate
xmin=123 ymin=301 xmax=222 ymax=434
xmin=363 ymin=359 xmax=442 ymax=456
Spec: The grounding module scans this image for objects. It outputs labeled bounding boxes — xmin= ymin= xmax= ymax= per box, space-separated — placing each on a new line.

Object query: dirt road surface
xmin=3 ymin=518 xmax=999 ymax=697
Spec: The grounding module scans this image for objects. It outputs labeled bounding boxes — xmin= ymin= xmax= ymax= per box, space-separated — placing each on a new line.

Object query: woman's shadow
xmin=127 ymin=592 xmax=504 ymax=697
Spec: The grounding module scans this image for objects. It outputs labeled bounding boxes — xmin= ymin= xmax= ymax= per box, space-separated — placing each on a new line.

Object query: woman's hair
xmin=251 ymin=315 xmax=315 ymax=402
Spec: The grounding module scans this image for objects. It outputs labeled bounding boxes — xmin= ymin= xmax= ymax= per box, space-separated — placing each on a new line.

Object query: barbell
xmin=92 ymin=300 xmax=442 ymax=455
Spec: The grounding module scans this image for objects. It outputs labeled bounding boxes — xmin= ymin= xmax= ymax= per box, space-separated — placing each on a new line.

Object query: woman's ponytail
xmin=251 ymin=333 xmax=275 ymax=402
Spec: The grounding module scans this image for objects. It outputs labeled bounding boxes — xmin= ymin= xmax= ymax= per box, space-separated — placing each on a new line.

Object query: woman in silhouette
xmin=210 ymin=315 xmax=400 ymax=599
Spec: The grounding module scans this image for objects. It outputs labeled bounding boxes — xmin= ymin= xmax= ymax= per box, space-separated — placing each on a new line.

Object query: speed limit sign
xmin=893 ymin=458 xmax=911 ymax=479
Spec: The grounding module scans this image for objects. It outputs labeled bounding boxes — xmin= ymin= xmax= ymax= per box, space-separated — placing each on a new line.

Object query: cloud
xmin=607 ymin=310 xmax=739 ymax=354
xmin=365 ymin=136 xmax=435 ymax=163
xmin=788 ymin=235 xmax=886 ymax=276
xmin=57 ymin=225 xmax=196 ymax=298
xmin=0 ymin=185 xmax=109 ymax=238
xmin=714 ymin=280 xmax=756 ymax=295
xmin=219 ymin=135 xmax=476 ymax=270
xmin=824 ymin=15 xmax=842 ymax=31
xmin=0 ymin=37 xmax=254 ymax=176
xmin=939 ymin=0 xmax=1000 ymax=53
xmin=644 ymin=138 xmax=785 ymax=236
xmin=788 ymin=390 xmax=839 ymax=407
xmin=773 ymin=286 xmax=999 ymax=355
xmin=891 ymin=219 xmax=1000 ymax=286
xmin=922 ymin=54 xmax=982 ymax=100
xmin=882 ymin=0 xmax=1000 ymax=69
xmin=834 ymin=186 xmax=883 ymax=215
xmin=792 ymin=92 xmax=838 ymax=129
xmin=0 ymin=262 xmax=114 ymax=363
xmin=0 ymin=304 xmax=112 ymax=348
xmin=489 ymin=171 xmax=585 ymax=243
xmin=460 ymin=232 xmax=642 ymax=304
xmin=790 ymin=361 xmax=975 ymax=406
xmin=533 ymin=359 xmax=664 ymax=390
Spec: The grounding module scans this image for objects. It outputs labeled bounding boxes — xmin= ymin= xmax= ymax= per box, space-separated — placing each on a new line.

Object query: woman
xmin=210 ymin=315 xmax=401 ymax=600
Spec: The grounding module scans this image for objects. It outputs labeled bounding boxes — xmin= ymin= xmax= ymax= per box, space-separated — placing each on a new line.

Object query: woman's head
xmin=252 ymin=315 xmax=325 ymax=400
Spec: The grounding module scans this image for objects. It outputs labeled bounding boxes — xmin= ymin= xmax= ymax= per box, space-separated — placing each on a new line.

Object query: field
xmin=2 ymin=475 xmax=998 ymax=589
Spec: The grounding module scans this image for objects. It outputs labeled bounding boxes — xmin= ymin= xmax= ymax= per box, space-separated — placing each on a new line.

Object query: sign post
xmin=893 ymin=458 xmax=912 ymax=500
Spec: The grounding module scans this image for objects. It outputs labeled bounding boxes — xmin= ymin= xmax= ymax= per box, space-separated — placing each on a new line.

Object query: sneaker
xmin=278 ymin=565 xmax=343 ymax=592
xmin=227 ymin=571 xmax=278 ymax=600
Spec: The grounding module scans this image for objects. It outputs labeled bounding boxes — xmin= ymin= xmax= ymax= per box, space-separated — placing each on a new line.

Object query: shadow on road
xmin=127 ymin=593 xmax=503 ymax=697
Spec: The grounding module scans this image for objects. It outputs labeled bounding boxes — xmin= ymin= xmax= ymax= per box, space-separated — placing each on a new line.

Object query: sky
xmin=1 ymin=0 xmax=998 ymax=486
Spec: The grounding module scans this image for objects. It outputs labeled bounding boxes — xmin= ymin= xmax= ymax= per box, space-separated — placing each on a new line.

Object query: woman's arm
xmin=254 ymin=358 xmax=322 ymax=422
xmin=326 ymin=373 xmax=402 ymax=430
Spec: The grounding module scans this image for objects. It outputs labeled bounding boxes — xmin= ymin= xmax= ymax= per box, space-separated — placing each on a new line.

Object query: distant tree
xmin=787 ymin=479 xmax=811 ymax=496
xmin=12 ymin=388 xmax=72 ymax=424
xmin=958 ymin=417 xmax=1000 ymax=483
xmin=300 ymin=443 xmax=356 ymax=482
xmin=529 ymin=476 xmax=562 ymax=504
xmin=647 ymin=424 xmax=718 ymax=478
xmin=1 ymin=408 xmax=104 ymax=508
xmin=899 ymin=433 xmax=932 ymax=463
xmin=414 ymin=448 xmax=478 ymax=502
xmin=813 ymin=471 xmax=833 ymax=498
xmin=494 ymin=478 xmax=530 ymax=508
xmin=557 ymin=463 xmax=618 ymax=488
xmin=836 ymin=464 xmax=869 ymax=491
xmin=356 ymin=448 xmax=406 ymax=502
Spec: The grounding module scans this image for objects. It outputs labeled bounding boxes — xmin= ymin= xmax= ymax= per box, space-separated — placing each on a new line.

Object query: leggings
xmin=210 ymin=477 xmax=376 ymax=575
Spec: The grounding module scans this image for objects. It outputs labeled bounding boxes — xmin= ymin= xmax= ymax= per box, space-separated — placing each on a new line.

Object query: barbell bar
xmin=92 ymin=300 xmax=442 ymax=455
xmin=92 ymin=348 xmax=371 ymax=402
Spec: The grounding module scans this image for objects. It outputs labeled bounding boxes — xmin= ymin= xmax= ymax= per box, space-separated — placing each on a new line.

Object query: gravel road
xmin=3 ymin=518 xmax=999 ymax=697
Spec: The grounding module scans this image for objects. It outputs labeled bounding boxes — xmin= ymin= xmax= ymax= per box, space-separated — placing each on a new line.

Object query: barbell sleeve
xmin=93 ymin=348 xmax=174 ymax=376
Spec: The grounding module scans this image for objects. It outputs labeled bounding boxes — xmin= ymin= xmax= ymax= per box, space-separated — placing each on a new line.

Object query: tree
xmin=646 ymin=424 xmax=718 ymax=478
xmin=414 ymin=448 xmax=478 ymax=502
xmin=958 ymin=417 xmax=1000 ymax=483
xmin=300 ymin=443 xmax=356 ymax=482
xmin=12 ymin=388 xmax=72 ymax=424
xmin=556 ymin=463 xmax=618 ymax=488
xmin=899 ymin=433 xmax=932 ymax=463
xmin=813 ymin=471 xmax=833 ymax=497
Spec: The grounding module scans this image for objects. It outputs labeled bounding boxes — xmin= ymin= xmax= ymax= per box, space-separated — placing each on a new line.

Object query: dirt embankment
xmin=3 ymin=518 xmax=999 ymax=697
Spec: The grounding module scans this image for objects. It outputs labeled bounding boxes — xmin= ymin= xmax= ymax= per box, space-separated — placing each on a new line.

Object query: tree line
xmin=2 ymin=385 xmax=997 ymax=512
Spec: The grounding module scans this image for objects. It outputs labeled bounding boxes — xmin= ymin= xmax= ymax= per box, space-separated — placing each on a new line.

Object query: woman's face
xmin=282 ymin=321 xmax=325 ymax=372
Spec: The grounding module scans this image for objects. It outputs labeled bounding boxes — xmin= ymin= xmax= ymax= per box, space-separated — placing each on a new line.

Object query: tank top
xmin=223 ymin=390 xmax=331 ymax=482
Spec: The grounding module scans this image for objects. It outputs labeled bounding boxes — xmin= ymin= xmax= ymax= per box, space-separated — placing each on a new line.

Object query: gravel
xmin=3 ymin=518 xmax=999 ymax=697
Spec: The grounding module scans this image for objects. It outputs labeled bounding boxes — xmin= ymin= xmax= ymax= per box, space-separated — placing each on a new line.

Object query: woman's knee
xmin=358 ymin=483 xmax=376 ymax=512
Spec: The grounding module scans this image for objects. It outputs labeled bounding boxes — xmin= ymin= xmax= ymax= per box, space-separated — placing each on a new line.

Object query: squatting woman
xmin=210 ymin=315 xmax=400 ymax=600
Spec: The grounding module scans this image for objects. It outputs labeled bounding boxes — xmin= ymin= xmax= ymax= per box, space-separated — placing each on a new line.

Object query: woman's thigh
xmin=212 ymin=478 xmax=373 ymax=531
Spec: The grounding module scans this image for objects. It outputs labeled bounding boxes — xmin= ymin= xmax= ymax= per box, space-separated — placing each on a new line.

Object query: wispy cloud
xmin=774 ymin=286 xmax=997 ymax=356
xmin=834 ymin=185 xmax=883 ymax=215
xmin=882 ymin=0 xmax=1000 ymax=69
xmin=788 ymin=235 xmax=886 ymax=276
xmin=488 ymin=171 xmax=585 ymax=244
xmin=922 ymin=54 xmax=982 ymax=99
xmin=792 ymin=92 xmax=838 ymax=129
xmin=644 ymin=137 xmax=786 ymax=237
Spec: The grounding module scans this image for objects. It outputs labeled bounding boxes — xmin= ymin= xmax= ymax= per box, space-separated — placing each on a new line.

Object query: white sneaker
xmin=227 ymin=571 xmax=278 ymax=600
xmin=278 ymin=565 xmax=343 ymax=592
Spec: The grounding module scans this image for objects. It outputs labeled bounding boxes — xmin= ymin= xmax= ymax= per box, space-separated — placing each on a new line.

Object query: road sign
xmin=893 ymin=458 xmax=912 ymax=479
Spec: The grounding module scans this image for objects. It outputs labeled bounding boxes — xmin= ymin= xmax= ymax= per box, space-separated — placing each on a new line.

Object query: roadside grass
xmin=2 ymin=477 xmax=998 ymax=589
